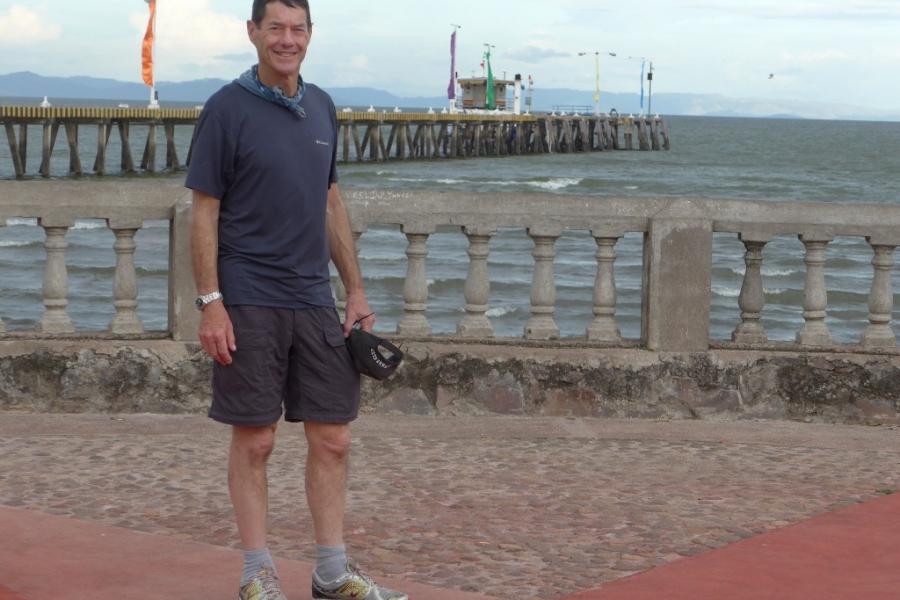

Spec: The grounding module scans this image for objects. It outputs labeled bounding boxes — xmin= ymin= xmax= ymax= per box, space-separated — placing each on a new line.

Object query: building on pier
xmin=458 ymin=76 xmax=515 ymax=111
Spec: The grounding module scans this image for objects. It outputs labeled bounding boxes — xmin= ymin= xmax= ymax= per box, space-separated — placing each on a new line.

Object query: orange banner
xmin=141 ymin=0 xmax=156 ymax=87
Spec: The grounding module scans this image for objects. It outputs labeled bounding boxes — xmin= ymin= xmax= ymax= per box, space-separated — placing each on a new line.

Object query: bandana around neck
xmin=235 ymin=65 xmax=307 ymax=119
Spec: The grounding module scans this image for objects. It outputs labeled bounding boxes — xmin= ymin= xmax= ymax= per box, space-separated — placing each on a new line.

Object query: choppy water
xmin=2 ymin=108 xmax=900 ymax=342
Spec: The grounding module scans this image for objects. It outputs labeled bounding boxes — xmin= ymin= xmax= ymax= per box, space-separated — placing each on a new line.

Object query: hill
xmin=2 ymin=71 xmax=897 ymax=121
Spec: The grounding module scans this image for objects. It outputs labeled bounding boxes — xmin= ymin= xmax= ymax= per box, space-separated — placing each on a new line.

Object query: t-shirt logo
xmin=315 ymin=139 xmax=330 ymax=146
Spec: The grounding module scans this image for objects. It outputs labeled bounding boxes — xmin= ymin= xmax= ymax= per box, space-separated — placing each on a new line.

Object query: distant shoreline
xmin=3 ymin=71 xmax=898 ymax=122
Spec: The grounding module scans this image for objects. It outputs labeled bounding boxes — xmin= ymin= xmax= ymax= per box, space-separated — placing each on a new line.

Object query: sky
xmin=1 ymin=0 xmax=899 ymax=111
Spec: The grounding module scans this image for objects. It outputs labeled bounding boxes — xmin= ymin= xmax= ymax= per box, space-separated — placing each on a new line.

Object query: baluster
xmin=457 ymin=226 xmax=496 ymax=337
xmin=397 ymin=224 xmax=434 ymax=336
xmin=334 ymin=229 xmax=365 ymax=321
xmin=732 ymin=235 xmax=770 ymax=343
xmin=38 ymin=219 xmax=75 ymax=333
xmin=587 ymin=233 xmax=622 ymax=341
xmin=525 ymin=226 xmax=562 ymax=340
xmin=109 ymin=225 xmax=144 ymax=333
xmin=861 ymin=239 xmax=897 ymax=348
xmin=108 ymin=223 xmax=144 ymax=334
xmin=796 ymin=233 xmax=833 ymax=345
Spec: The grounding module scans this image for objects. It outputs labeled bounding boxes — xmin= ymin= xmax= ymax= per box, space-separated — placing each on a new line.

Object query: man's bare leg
xmin=304 ymin=421 xmax=351 ymax=546
xmin=230 ymin=424 xmax=277 ymax=549
xmin=305 ymin=421 xmax=408 ymax=598
xmin=230 ymin=424 xmax=284 ymax=594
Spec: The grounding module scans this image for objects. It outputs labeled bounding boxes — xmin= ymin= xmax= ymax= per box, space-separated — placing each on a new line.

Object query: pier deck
xmin=0 ymin=105 xmax=669 ymax=179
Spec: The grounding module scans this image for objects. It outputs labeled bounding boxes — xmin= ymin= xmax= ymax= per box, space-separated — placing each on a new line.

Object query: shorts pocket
xmin=323 ymin=326 xmax=346 ymax=349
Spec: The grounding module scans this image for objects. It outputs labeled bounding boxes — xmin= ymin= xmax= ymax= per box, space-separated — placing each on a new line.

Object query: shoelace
xmin=254 ymin=570 xmax=283 ymax=597
xmin=347 ymin=561 xmax=376 ymax=586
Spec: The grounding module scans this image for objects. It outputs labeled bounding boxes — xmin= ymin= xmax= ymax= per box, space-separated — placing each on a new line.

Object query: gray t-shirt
xmin=185 ymin=80 xmax=338 ymax=309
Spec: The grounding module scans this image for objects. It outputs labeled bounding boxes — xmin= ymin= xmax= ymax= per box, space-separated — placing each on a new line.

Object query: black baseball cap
xmin=346 ymin=327 xmax=404 ymax=380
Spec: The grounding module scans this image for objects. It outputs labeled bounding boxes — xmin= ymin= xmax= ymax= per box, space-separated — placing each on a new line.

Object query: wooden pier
xmin=0 ymin=105 xmax=670 ymax=179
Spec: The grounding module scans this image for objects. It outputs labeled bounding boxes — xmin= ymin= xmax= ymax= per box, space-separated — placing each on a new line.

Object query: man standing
xmin=186 ymin=2 xmax=407 ymax=599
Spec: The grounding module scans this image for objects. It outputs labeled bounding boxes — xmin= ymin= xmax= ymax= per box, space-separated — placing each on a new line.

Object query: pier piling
xmin=0 ymin=106 xmax=669 ymax=178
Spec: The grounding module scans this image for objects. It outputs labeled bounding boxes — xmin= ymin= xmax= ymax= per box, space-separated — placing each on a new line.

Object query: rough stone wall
xmin=1 ymin=340 xmax=898 ymax=425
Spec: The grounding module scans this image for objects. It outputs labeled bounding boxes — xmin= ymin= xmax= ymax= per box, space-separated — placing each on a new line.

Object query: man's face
xmin=248 ymin=2 xmax=311 ymax=81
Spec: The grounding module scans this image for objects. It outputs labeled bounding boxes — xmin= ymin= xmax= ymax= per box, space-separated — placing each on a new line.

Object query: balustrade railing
xmin=1 ymin=181 xmax=899 ymax=353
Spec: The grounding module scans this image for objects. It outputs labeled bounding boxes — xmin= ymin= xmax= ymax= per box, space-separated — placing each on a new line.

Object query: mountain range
xmin=2 ymin=71 xmax=897 ymax=122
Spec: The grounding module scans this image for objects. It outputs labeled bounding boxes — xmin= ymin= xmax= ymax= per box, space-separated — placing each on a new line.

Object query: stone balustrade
xmin=2 ymin=180 xmax=900 ymax=355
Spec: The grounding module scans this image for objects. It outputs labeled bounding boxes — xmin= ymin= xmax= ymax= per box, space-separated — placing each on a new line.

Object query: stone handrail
xmin=1 ymin=180 xmax=899 ymax=353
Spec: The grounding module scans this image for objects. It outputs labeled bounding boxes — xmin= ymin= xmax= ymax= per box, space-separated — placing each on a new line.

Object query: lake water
xmin=2 ymin=105 xmax=899 ymax=342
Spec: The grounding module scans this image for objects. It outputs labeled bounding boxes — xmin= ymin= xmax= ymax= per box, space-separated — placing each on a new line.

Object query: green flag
xmin=485 ymin=49 xmax=495 ymax=110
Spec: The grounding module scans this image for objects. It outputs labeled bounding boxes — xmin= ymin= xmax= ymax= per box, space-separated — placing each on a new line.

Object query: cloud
xmin=215 ymin=53 xmax=257 ymax=63
xmin=781 ymin=49 xmax=851 ymax=65
xmin=349 ymin=55 xmax=369 ymax=70
xmin=129 ymin=0 xmax=248 ymax=79
xmin=686 ymin=0 xmax=900 ymax=21
xmin=0 ymin=5 xmax=62 ymax=46
xmin=504 ymin=45 xmax=570 ymax=63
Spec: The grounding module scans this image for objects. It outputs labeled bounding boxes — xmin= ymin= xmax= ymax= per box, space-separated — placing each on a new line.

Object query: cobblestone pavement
xmin=1 ymin=413 xmax=898 ymax=599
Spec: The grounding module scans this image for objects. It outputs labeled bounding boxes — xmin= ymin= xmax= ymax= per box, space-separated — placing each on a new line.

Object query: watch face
xmin=195 ymin=297 xmax=204 ymax=309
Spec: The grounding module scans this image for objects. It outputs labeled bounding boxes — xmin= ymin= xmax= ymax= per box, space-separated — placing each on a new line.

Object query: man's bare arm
xmin=191 ymin=190 xmax=235 ymax=364
xmin=325 ymin=183 xmax=373 ymax=335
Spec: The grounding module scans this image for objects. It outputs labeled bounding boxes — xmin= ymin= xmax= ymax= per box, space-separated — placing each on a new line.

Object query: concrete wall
xmin=1 ymin=340 xmax=898 ymax=425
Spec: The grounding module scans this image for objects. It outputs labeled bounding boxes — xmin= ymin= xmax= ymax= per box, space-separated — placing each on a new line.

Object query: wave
xmin=72 ymin=220 xmax=107 ymax=230
xmin=6 ymin=218 xmax=37 ymax=227
xmin=729 ymin=266 xmax=799 ymax=277
xmin=386 ymin=176 xmax=583 ymax=190
xmin=0 ymin=240 xmax=38 ymax=248
xmin=712 ymin=286 xmax=740 ymax=298
xmin=486 ymin=306 xmax=517 ymax=317
xmin=528 ymin=178 xmax=583 ymax=191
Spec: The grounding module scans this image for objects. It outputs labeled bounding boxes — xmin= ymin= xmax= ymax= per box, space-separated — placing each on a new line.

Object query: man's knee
xmin=306 ymin=423 xmax=351 ymax=462
xmin=232 ymin=425 xmax=277 ymax=463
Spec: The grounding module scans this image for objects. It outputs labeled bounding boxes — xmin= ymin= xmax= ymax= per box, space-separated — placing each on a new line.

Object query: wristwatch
xmin=195 ymin=291 xmax=223 ymax=310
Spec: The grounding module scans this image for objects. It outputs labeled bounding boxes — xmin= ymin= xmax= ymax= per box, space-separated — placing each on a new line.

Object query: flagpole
xmin=147 ymin=0 xmax=159 ymax=109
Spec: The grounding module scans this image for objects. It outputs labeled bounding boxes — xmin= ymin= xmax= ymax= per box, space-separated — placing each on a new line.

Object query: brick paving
xmin=0 ymin=413 xmax=898 ymax=599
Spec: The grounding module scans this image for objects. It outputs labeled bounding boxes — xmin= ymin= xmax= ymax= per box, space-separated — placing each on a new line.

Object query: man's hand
xmin=343 ymin=291 xmax=374 ymax=336
xmin=198 ymin=302 xmax=236 ymax=365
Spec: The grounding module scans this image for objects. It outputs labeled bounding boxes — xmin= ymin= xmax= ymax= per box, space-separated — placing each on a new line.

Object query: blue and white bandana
xmin=235 ymin=65 xmax=307 ymax=119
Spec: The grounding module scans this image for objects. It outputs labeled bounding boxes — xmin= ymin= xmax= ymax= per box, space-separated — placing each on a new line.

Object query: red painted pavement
xmin=0 ymin=507 xmax=496 ymax=600
xmin=562 ymin=492 xmax=900 ymax=600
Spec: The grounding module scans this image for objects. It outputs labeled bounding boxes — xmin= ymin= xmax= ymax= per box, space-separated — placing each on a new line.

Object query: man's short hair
xmin=251 ymin=0 xmax=311 ymax=27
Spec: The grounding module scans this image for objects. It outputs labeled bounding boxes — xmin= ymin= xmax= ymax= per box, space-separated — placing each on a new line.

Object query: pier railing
xmin=0 ymin=106 xmax=669 ymax=179
xmin=1 ymin=180 xmax=898 ymax=353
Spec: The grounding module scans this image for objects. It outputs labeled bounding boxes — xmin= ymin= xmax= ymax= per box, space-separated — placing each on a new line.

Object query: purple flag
xmin=448 ymin=30 xmax=457 ymax=100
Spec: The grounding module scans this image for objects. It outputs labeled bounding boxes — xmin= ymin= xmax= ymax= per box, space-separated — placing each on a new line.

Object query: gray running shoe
xmin=311 ymin=561 xmax=408 ymax=600
xmin=238 ymin=567 xmax=288 ymax=600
